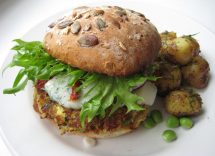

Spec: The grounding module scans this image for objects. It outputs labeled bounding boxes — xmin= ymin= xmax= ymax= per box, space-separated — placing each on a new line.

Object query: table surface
xmin=0 ymin=0 xmax=214 ymax=155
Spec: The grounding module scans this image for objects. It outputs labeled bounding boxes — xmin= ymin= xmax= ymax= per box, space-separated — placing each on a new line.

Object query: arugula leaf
xmin=12 ymin=69 xmax=25 ymax=87
xmin=3 ymin=77 xmax=28 ymax=94
xmin=3 ymin=39 xmax=158 ymax=127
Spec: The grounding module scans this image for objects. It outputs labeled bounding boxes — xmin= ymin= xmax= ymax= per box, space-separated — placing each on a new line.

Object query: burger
xmin=3 ymin=6 xmax=161 ymax=138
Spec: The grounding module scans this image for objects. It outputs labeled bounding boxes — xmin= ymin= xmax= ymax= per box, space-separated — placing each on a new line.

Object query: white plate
xmin=1 ymin=1 xmax=215 ymax=156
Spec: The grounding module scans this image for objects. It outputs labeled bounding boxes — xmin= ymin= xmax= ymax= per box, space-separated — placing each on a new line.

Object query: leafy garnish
xmin=3 ymin=39 xmax=83 ymax=94
xmin=183 ymin=32 xmax=200 ymax=39
xmin=3 ymin=39 xmax=158 ymax=127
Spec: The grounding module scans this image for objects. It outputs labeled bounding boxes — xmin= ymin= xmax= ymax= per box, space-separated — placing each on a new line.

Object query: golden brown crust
xmin=164 ymin=89 xmax=202 ymax=117
xmin=33 ymin=88 xmax=149 ymax=138
xmin=181 ymin=55 xmax=210 ymax=89
xmin=44 ymin=6 xmax=161 ymax=76
xmin=154 ymin=60 xmax=182 ymax=95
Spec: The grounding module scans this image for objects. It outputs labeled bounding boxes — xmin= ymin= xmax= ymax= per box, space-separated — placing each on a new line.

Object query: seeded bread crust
xmin=44 ymin=6 xmax=161 ymax=76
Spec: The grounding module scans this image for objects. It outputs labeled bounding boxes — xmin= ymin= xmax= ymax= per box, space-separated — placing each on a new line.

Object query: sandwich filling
xmin=3 ymin=40 xmax=158 ymax=127
xmin=44 ymin=74 xmax=157 ymax=109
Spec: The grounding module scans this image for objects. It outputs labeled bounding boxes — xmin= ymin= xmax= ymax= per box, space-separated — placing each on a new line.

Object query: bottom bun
xmin=33 ymin=88 xmax=149 ymax=138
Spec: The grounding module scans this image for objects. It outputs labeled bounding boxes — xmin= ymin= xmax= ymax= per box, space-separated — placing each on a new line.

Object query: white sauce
xmin=134 ymin=81 xmax=157 ymax=106
xmin=83 ymin=137 xmax=97 ymax=148
xmin=44 ymin=75 xmax=83 ymax=109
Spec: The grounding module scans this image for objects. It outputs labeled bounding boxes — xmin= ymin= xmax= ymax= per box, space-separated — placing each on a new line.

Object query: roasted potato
xmin=181 ymin=55 xmax=210 ymax=89
xmin=154 ymin=61 xmax=182 ymax=95
xmin=160 ymin=36 xmax=200 ymax=65
xmin=160 ymin=31 xmax=177 ymax=41
xmin=165 ymin=89 xmax=202 ymax=117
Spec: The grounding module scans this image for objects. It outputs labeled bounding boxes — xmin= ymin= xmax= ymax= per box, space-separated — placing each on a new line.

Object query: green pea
xmin=166 ymin=116 xmax=179 ymax=128
xmin=180 ymin=117 xmax=193 ymax=129
xmin=150 ymin=110 xmax=163 ymax=123
xmin=143 ymin=117 xmax=156 ymax=129
xmin=162 ymin=130 xmax=177 ymax=142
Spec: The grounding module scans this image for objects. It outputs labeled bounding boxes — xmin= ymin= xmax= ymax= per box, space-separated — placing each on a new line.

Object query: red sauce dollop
xmin=70 ymin=81 xmax=81 ymax=101
xmin=35 ymin=80 xmax=48 ymax=90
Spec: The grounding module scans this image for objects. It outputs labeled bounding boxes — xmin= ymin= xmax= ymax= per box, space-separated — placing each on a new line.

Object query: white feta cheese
xmin=134 ymin=81 xmax=157 ymax=106
xmin=44 ymin=75 xmax=83 ymax=109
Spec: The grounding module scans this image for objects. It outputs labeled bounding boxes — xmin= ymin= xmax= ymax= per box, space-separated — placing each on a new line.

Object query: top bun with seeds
xmin=44 ymin=6 xmax=161 ymax=76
